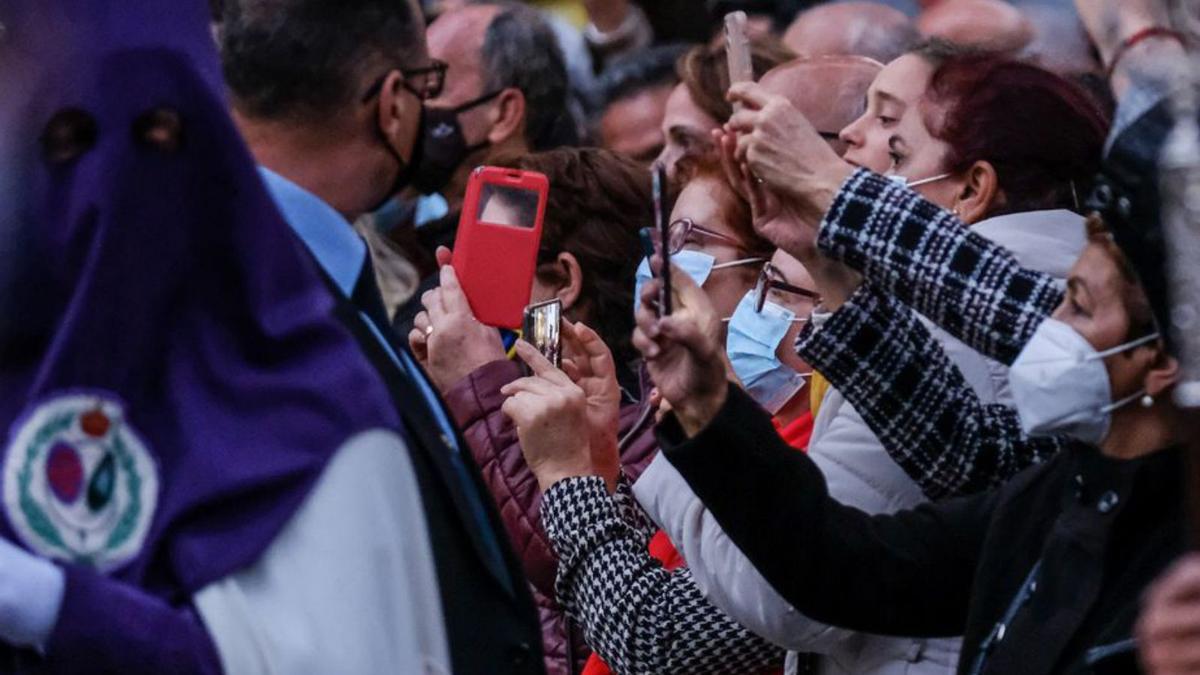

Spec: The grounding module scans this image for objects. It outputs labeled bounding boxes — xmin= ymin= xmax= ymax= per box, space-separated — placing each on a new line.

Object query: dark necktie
xmin=350 ymin=252 xmax=510 ymax=582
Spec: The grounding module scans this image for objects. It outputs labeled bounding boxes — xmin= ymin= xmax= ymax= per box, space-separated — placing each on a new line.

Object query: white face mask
xmin=887 ymin=172 xmax=952 ymax=189
xmin=1007 ymin=318 xmax=1160 ymax=446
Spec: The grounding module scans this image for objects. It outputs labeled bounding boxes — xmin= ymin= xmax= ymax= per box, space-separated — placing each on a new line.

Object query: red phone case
xmin=451 ymin=166 xmax=549 ymax=329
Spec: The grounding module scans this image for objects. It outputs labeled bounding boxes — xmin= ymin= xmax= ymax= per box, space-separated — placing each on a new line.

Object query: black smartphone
xmin=639 ymin=228 xmax=657 ymax=262
xmin=653 ymin=163 xmax=672 ymax=316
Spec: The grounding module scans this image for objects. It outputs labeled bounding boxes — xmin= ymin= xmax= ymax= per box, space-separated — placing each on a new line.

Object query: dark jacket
xmin=444 ymin=359 xmax=659 ymax=675
xmin=336 ymin=279 xmax=546 ymax=675
xmin=660 ymin=383 xmax=1184 ymax=675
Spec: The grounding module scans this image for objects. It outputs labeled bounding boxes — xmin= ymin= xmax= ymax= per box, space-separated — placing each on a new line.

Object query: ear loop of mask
xmin=1088 ymin=331 xmax=1161 ymax=361
xmin=888 ymin=172 xmax=952 ymax=189
xmin=1018 ymin=331 xmax=1161 ymax=366
xmin=1019 ymin=331 xmax=1161 ymax=424
xmin=1093 ymin=332 xmax=1161 ymax=414
xmin=1099 ymin=389 xmax=1148 ymax=414
xmin=723 ymin=316 xmax=809 ymax=324
xmin=711 ymin=256 xmax=769 ymax=270
xmin=710 ymin=257 xmax=770 ymax=323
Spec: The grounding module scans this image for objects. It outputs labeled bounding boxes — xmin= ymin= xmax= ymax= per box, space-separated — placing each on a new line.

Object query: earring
xmin=1140 ymin=394 xmax=1154 ymax=408
xmin=952 ymin=207 xmax=961 ymax=217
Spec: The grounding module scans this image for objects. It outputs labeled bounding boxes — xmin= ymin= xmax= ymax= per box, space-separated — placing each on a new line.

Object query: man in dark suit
xmin=219 ymin=1 xmax=544 ymax=672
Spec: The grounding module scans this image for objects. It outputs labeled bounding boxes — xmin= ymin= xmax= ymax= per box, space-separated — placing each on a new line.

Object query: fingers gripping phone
xmin=653 ymin=163 xmax=672 ymax=317
xmin=522 ymin=298 xmax=563 ymax=369
xmin=451 ymin=166 xmax=549 ymax=329
xmin=725 ymin=11 xmax=754 ymax=113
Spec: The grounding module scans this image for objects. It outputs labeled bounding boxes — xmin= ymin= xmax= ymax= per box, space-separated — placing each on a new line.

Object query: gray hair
xmin=480 ymin=3 xmax=571 ymax=150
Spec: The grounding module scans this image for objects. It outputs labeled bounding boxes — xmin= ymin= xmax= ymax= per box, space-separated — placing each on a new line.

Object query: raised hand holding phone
xmin=632 ymin=257 xmax=727 ymax=436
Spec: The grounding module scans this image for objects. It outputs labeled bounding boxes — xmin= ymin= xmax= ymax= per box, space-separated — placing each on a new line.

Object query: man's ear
xmin=377 ymin=70 xmax=414 ymax=156
xmin=1144 ymin=348 xmax=1181 ymax=399
xmin=553 ymin=252 xmax=583 ymax=312
xmin=486 ymin=88 xmax=526 ymax=146
xmin=953 ymin=160 xmax=1002 ymax=225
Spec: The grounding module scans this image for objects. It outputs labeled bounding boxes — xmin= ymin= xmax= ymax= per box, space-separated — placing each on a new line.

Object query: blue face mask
xmin=634 ymin=250 xmax=765 ymax=313
xmin=726 ymin=292 xmax=809 ymax=414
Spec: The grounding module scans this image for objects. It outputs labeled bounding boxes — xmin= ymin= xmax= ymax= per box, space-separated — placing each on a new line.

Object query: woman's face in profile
xmin=670 ymin=176 xmax=764 ymax=324
xmin=655 ymin=83 xmax=720 ymax=184
xmin=838 ymin=54 xmax=961 ymax=209
xmin=1052 ymin=242 xmax=1159 ymax=402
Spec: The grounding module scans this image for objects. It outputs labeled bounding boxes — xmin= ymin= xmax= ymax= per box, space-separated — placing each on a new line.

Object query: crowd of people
xmin=1 ymin=0 xmax=1199 ymax=673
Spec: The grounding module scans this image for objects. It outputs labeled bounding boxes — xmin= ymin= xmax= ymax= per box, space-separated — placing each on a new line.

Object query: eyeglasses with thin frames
xmin=754 ymin=261 xmax=821 ymax=314
xmin=668 ymin=218 xmax=745 ymax=255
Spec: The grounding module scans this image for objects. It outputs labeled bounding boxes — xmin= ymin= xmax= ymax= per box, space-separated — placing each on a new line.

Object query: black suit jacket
xmin=331 ymin=284 xmax=544 ymax=674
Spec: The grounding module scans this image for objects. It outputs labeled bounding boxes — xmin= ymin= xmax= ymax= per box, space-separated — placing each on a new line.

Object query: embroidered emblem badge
xmin=3 ymin=393 xmax=158 ymax=573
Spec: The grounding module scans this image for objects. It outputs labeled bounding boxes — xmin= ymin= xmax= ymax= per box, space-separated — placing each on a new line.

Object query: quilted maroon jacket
xmin=444 ymin=359 xmax=659 ymax=675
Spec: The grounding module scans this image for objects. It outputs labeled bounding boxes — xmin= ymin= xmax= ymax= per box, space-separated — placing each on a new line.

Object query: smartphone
xmin=451 ymin=166 xmax=549 ymax=329
xmin=653 ymin=163 xmax=672 ymax=316
xmin=522 ymin=298 xmax=563 ymax=369
xmin=724 ymin=11 xmax=753 ymax=113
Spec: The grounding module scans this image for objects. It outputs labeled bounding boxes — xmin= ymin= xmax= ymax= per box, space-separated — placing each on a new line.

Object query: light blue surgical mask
xmin=726 ymin=292 xmax=810 ymax=414
xmin=634 ymin=251 xmax=766 ymax=313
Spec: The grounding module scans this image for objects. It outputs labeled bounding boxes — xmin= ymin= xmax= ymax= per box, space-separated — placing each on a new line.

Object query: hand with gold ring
xmin=407 ymin=246 xmax=507 ymax=393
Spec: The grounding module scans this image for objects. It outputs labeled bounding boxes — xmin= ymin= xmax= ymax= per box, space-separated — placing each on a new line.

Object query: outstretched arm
xmin=816 ymin=170 xmax=1063 ymax=364
xmin=797 ymin=283 xmax=1068 ymax=499
xmin=657 ymin=383 xmax=995 ymax=637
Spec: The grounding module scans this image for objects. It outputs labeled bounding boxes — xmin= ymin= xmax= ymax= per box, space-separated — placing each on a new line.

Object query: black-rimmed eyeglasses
xmin=753 ymin=262 xmax=820 ymax=313
xmin=361 ymin=60 xmax=449 ymax=103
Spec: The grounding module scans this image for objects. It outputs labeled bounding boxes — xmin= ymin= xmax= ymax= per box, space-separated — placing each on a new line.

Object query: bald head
xmin=760 ymin=56 xmax=882 ymax=155
xmin=784 ymin=2 xmax=919 ymax=63
xmin=917 ymin=0 xmax=1034 ymax=54
xmin=427 ymin=4 xmax=502 ymax=100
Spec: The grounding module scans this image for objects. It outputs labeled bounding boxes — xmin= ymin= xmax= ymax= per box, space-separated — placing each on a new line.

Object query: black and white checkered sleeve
xmin=797 ymin=284 xmax=1070 ymax=499
xmin=818 ymin=169 xmax=1064 ymax=365
xmin=542 ymin=477 xmax=785 ymax=675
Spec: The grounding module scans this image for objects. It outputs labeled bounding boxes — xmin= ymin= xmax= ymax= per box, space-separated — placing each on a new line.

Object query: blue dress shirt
xmin=258 ymin=168 xmax=507 ymax=571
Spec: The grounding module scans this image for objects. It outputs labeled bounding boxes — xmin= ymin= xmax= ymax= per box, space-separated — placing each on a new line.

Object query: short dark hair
xmin=597 ymin=44 xmax=689 ymax=109
xmin=220 ymin=0 xmax=423 ymax=122
xmin=480 ymin=3 xmax=571 ymax=151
